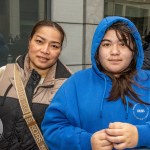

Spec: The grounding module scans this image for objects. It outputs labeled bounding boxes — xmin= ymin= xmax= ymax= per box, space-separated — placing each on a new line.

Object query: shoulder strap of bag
xmin=14 ymin=64 xmax=49 ymax=150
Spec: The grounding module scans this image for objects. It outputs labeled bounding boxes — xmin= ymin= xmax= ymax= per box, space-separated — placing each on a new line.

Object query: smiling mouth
xmin=38 ymin=56 xmax=49 ymax=62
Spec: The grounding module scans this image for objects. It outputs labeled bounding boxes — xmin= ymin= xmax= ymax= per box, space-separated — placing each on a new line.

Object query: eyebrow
xmin=101 ymin=39 xmax=124 ymax=42
xmin=36 ymin=35 xmax=61 ymax=45
xmin=101 ymin=39 xmax=111 ymax=42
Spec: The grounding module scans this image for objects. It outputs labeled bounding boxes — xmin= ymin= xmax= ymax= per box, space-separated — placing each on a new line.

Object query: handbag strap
xmin=14 ymin=64 xmax=49 ymax=150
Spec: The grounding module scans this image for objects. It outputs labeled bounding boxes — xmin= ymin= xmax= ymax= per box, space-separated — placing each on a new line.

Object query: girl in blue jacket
xmin=42 ymin=16 xmax=150 ymax=150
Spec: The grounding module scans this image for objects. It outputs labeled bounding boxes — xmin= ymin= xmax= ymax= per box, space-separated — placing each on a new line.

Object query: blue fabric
xmin=42 ymin=16 xmax=150 ymax=150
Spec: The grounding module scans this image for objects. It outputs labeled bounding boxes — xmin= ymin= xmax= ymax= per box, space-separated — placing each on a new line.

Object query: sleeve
xmin=41 ymin=78 xmax=92 ymax=150
xmin=136 ymin=71 xmax=150 ymax=148
xmin=136 ymin=121 xmax=150 ymax=148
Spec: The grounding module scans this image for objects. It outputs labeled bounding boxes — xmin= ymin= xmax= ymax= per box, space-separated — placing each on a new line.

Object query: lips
xmin=109 ymin=59 xmax=122 ymax=64
xmin=109 ymin=59 xmax=122 ymax=61
xmin=38 ymin=56 xmax=49 ymax=62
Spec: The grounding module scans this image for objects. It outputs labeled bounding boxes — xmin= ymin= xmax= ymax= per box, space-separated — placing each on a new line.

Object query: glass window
xmin=104 ymin=0 xmax=150 ymax=46
xmin=0 ymin=0 xmax=46 ymax=67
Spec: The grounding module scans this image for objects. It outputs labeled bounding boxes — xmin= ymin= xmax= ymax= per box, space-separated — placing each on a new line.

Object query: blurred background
xmin=0 ymin=0 xmax=150 ymax=72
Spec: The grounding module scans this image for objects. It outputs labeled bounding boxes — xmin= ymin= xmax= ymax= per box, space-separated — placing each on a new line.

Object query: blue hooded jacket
xmin=42 ymin=16 xmax=150 ymax=150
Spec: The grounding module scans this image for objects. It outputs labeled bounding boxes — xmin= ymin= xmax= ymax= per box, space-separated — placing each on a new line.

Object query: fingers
xmin=106 ymin=122 xmax=124 ymax=137
xmin=106 ymin=135 xmax=124 ymax=144
xmin=106 ymin=122 xmax=138 ymax=149
xmin=91 ymin=129 xmax=108 ymax=141
xmin=101 ymin=144 xmax=113 ymax=150
xmin=91 ymin=123 xmax=138 ymax=150
xmin=108 ymin=122 xmax=123 ymax=129
xmin=91 ymin=130 xmax=113 ymax=150
xmin=106 ymin=128 xmax=123 ymax=136
xmin=91 ymin=138 xmax=113 ymax=150
xmin=113 ymin=142 xmax=127 ymax=150
xmin=106 ymin=122 xmax=127 ymax=137
xmin=106 ymin=132 xmax=127 ymax=150
xmin=99 ymin=138 xmax=112 ymax=147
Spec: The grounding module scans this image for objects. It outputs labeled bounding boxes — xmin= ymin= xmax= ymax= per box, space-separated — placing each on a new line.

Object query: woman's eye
xmin=51 ymin=44 xmax=60 ymax=49
xmin=52 ymin=45 xmax=58 ymax=48
xmin=36 ymin=40 xmax=43 ymax=44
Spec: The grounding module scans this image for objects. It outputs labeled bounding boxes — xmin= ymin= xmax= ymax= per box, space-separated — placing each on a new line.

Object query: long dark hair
xmin=95 ymin=22 xmax=149 ymax=106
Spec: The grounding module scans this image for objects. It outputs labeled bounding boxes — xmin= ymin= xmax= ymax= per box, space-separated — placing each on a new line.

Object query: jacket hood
xmin=91 ymin=16 xmax=144 ymax=75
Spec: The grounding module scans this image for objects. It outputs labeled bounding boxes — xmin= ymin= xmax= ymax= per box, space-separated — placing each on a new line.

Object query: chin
xmin=40 ymin=64 xmax=55 ymax=70
xmin=109 ymin=70 xmax=122 ymax=75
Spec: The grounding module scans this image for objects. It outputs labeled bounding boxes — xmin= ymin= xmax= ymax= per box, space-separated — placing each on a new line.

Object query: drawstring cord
xmin=125 ymin=95 xmax=129 ymax=119
xmin=99 ymin=76 xmax=129 ymax=119
xmin=100 ymin=76 xmax=107 ymax=118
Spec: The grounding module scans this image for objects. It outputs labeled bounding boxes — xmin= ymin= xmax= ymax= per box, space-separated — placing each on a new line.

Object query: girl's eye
xmin=119 ymin=42 xmax=125 ymax=47
xmin=101 ymin=43 xmax=111 ymax=47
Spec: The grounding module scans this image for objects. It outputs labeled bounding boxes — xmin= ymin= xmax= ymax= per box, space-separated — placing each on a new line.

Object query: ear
xmin=28 ymin=38 xmax=31 ymax=50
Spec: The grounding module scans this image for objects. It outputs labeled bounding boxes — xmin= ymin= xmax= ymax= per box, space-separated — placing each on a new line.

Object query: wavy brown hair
xmin=95 ymin=22 xmax=149 ymax=106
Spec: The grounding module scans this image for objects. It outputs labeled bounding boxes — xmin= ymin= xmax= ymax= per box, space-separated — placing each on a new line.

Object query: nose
xmin=40 ymin=44 xmax=49 ymax=54
xmin=110 ymin=44 xmax=120 ymax=55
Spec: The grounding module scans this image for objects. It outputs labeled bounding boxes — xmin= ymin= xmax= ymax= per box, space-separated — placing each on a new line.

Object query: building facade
xmin=0 ymin=0 xmax=149 ymax=72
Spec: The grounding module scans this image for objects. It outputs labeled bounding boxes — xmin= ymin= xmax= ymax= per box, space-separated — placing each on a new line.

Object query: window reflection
xmin=0 ymin=0 xmax=46 ymax=67
xmin=104 ymin=0 xmax=150 ymax=37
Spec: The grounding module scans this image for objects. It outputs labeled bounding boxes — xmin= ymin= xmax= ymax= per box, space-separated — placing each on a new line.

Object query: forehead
xmin=35 ymin=26 xmax=59 ymax=34
xmin=103 ymin=30 xmax=121 ymax=40
xmin=34 ymin=26 xmax=62 ymax=41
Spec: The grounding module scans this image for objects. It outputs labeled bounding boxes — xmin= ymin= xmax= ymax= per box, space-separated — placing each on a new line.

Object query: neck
xmin=35 ymin=69 xmax=49 ymax=78
xmin=29 ymin=65 xmax=49 ymax=78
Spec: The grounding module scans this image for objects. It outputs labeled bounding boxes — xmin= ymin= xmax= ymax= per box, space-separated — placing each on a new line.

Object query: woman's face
xmin=98 ymin=29 xmax=134 ymax=76
xmin=28 ymin=26 xmax=62 ymax=72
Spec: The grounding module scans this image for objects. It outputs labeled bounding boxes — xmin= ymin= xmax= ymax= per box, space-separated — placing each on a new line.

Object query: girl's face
xmin=28 ymin=26 xmax=62 ymax=73
xmin=98 ymin=29 xmax=134 ymax=76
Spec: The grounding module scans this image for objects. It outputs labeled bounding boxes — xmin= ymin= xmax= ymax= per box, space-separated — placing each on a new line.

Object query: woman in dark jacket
xmin=0 ymin=20 xmax=71 ymax=150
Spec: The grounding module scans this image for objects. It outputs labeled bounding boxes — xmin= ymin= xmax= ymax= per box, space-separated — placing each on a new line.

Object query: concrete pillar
xmin=9 ymin=0 xmax=20 ymax=39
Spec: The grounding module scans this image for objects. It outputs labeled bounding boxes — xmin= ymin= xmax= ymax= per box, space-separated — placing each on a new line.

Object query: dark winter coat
xmin=0 ymin=54 xmax=71 ymax=150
